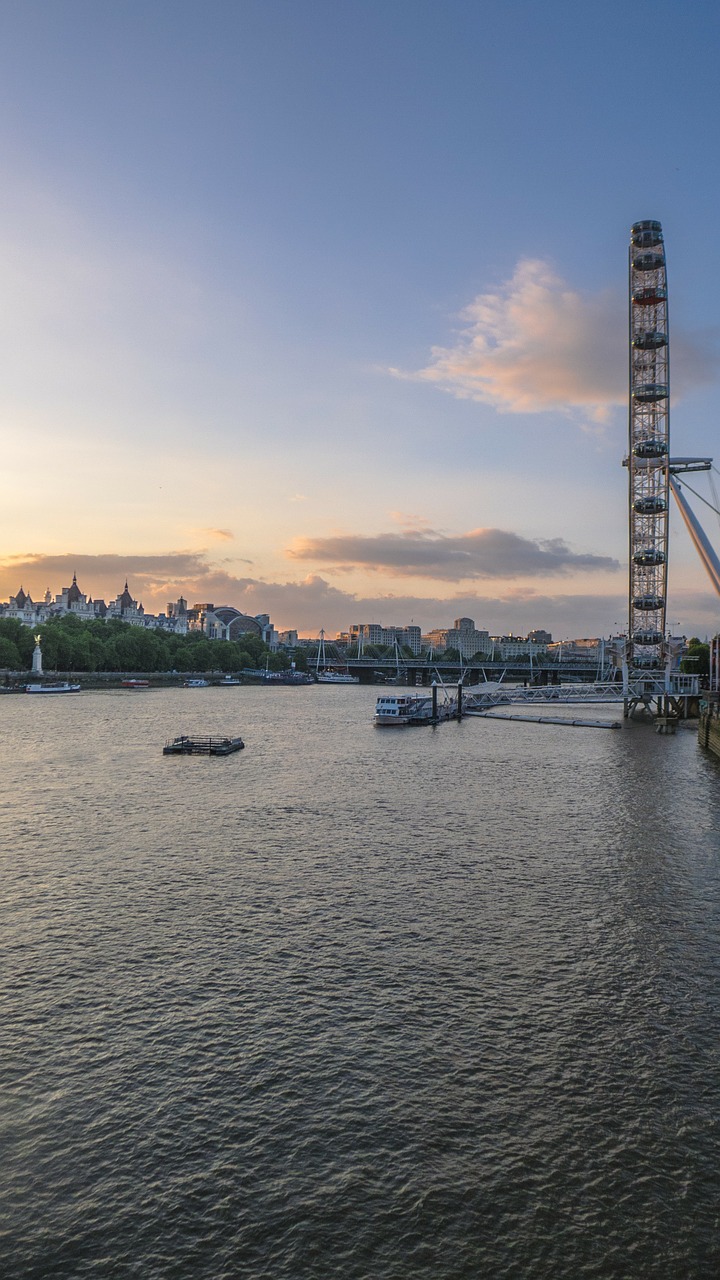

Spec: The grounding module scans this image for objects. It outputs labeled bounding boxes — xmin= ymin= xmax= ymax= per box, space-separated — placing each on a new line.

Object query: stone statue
xmin=32 ymin=635 xmax=43 ymax=676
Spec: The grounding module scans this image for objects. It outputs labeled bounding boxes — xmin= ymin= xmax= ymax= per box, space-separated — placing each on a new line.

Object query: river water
xmin=2 ymin=684 xmax=719 ymax=1279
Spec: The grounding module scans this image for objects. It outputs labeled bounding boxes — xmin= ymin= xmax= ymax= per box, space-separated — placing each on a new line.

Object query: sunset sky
xmin=1 ymin=0 xmax=719 ymax=637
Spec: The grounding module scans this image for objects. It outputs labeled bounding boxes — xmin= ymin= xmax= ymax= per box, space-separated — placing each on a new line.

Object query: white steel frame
xmin=628 ymin=219 xmax=670 ymax=675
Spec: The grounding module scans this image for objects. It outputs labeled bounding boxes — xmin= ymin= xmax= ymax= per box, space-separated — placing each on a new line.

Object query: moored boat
xmin=374 ymin=692 xmax=435 ymax=725
xmin=314 ymin=629 xmax=358 ymax=683
xmin=260 ymin=669 xmax=314 ymax=685
xmin=239 ymin=664 xmax=314 ymax=685
xmin=374 ymin=681 xmax=505 ymax=725
xmin=184 ymin=678 xmax=209 ymax=688
xmin=25 ymin=682 xmax=81 ymax=694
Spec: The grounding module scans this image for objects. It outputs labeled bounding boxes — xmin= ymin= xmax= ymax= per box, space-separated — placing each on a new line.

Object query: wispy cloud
xmin=286 ymin=526 xmax=619 ymax=581
xmin=396 ymin=258 xmax=717 ymax=423
xmin=195 ymin=528 xmax=235 ymax=542
xmin=395 ymin=259 xmax=624 ymax=421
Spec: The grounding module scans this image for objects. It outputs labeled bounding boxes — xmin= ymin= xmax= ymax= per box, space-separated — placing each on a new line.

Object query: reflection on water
xmin=2 ymin=686 xmax=720 ymax=1278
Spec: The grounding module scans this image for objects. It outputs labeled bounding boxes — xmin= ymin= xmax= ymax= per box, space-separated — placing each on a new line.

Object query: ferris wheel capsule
xmin=633 ymin=383 xmax=669 ymax=403
xmin=633 ymin=252 xmax=665 ymax=272
xmin=631 ymin=220 xmax=663 ymax=247
xmin=633 ymin=548 xmax=666 ymax=566
xmin=633 ymin=496 xmax=667 ymax=514
xmin=633 ymin=594 xmax=665 ymax=611
xmin=632 ymin=330 xmax=667 ymax=349
xmin=633 ymin=438 xmax=668 ymax=458
xmin=632 ymin=284 xmax=667 ymax=305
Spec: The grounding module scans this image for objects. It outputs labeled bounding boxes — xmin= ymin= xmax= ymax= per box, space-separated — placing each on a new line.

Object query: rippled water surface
xmin=2 ymin=685 xmax=720 ymax=1278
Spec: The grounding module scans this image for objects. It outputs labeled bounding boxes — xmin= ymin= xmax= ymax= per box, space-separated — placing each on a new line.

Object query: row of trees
xmin=0 ymin=615 xmax=302 ymax=674
xmin=2 ymin=614 xmax=710 ymax=676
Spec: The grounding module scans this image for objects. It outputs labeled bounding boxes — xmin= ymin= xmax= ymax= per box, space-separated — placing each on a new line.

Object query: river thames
xmin=2 ymin=684 xmax=719 ymax=1278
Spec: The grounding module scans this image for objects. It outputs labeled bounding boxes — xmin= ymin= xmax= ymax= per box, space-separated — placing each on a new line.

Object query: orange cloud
xmin=400 ymin=260 xmax=625 ymax=420
xmin=195 ymin=528 xmax=235 ymax=541
xmin=395 ymin=259 xmax=718 ymax=423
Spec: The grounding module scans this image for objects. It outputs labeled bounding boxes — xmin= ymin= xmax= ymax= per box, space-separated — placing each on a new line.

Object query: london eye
xmin=625 ymin=219 xmax=719 ymax=708
xmin=628 ymin=219 xmax=670 ymax=674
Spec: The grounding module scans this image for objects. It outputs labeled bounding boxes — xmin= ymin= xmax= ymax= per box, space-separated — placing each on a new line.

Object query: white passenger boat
xmin=374 ymin=693 xmax=435 ymax=725
xmin=184 ymin=678 xmax=209 ymax=688
xmin=25 ymin=682 xmax=81 ymax=694
xmin=374 ymin=681 xmax=509 ymax=726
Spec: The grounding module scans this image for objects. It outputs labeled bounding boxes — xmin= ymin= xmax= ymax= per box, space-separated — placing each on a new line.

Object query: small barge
xmin=163 ymin=735 xmax=245 ymax=756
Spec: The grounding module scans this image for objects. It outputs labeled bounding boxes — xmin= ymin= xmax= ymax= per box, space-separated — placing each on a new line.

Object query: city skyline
xmin=1 ymin=2 xmax=720 ymax=637
xmin=0 ymin=575 xmax=570 ymax=646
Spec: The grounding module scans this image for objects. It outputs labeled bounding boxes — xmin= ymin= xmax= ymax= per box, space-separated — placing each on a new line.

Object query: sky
xmin=1 ymin=0 xmax=720 ymax=638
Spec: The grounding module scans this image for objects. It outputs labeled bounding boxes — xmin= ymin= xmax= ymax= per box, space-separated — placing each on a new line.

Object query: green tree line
xmin=0 ymin=614 xmax=296 ymax=674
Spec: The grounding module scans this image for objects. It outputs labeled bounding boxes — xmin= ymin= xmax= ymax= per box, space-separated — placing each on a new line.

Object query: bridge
xmin=335 ymin=656 xmax=610 ymax=685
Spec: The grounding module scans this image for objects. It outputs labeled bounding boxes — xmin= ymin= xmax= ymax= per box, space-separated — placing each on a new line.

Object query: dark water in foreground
xmin=1 ymin=685 xmax=720 ymax=1279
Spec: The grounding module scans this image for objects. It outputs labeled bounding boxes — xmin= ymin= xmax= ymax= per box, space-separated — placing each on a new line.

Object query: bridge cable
xmin=673 ymin=475 xmax=720 ymax=520
xmin=709 ymin=469 xmax=720 ymax=538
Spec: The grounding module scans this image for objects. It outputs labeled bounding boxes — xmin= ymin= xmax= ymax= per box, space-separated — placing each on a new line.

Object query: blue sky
xmin=1 ymin=0 xmax=719 ymax=637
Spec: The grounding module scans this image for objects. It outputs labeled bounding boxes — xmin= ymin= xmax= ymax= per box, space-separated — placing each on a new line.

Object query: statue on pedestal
xmin=32 ymin=634 xmax=43 ymax=676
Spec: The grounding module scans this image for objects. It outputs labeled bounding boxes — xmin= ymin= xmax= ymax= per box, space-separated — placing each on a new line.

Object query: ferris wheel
xmin=627 ymin=219 xmax=670 ymax=673
xmin=625 ymin=220 xmax=718 ymax=710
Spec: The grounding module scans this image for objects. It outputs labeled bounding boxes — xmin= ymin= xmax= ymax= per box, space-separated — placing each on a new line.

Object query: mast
xmin=316 ymin=628 xmax=326 ymax=673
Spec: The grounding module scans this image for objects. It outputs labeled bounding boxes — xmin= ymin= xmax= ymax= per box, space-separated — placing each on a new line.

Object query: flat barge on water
xmin=163 ymin=735 xmax=245 ymax=756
